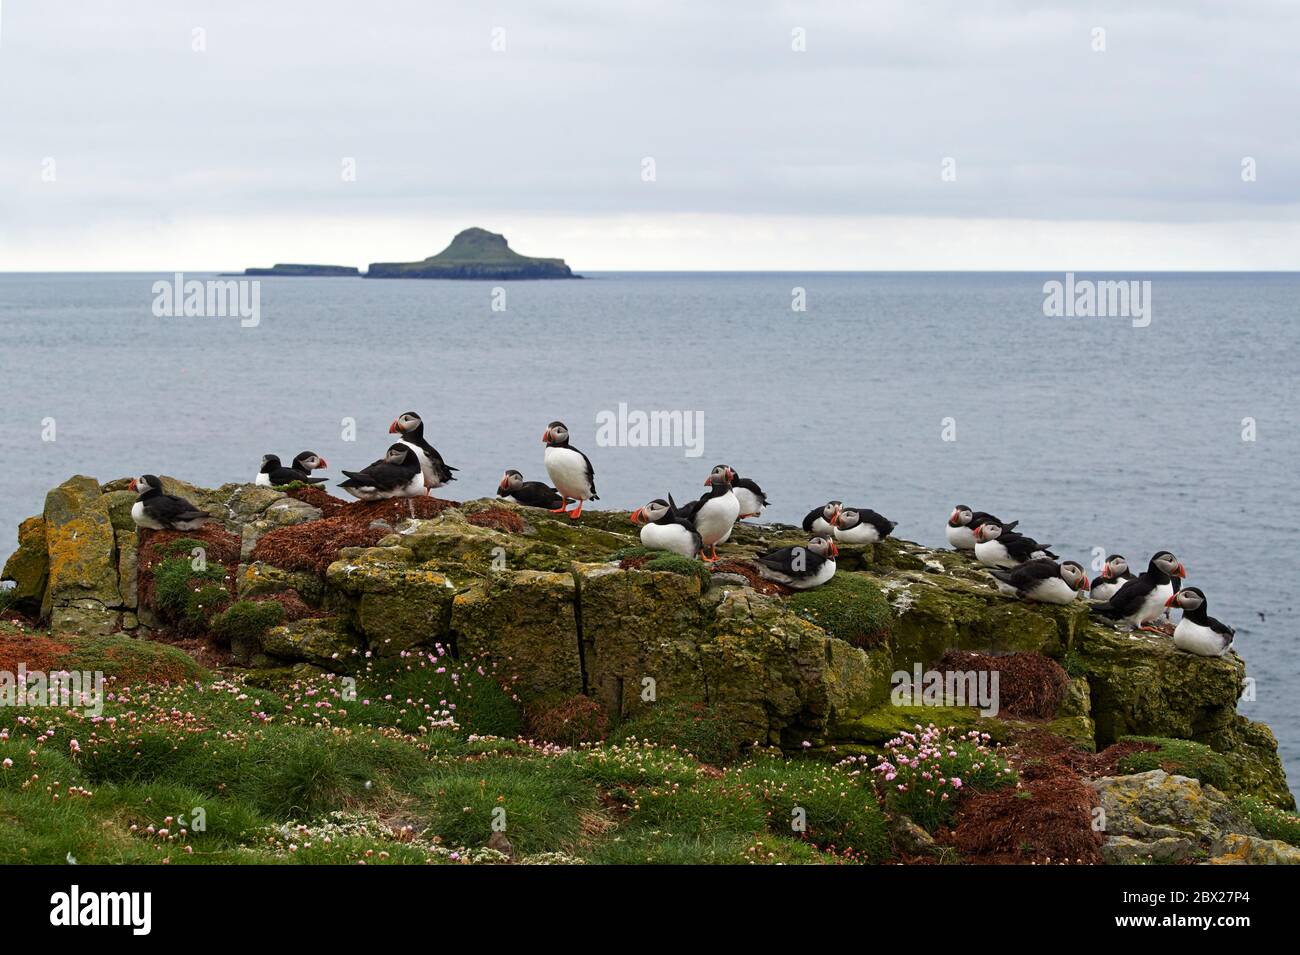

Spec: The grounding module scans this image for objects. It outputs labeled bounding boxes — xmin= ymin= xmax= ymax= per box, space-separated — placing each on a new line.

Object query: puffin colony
xmin=125 ymin=410 xmax=1235 ymax=658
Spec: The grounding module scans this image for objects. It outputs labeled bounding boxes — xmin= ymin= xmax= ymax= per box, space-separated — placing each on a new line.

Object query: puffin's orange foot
xmin=549 ymin=498 xmax=570 ymax=514
xmin=1139 ymin=625 xmax=1164 ymax=633
xmin=569 ymin=501 xmax=584 ymax=520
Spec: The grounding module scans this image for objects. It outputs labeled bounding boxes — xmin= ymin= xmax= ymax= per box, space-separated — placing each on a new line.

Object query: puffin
xmin=729 ymin=469 xmax=769 ymax=519
xmin=753 ymin=536 xmax=838 ymax=590
xmin=1089 ymin=550 xmax=1186 ymax=631
xmin=972 ymin=521 xmax=1056 ymax=569
xmin=337 ymin=444 xmax=424 ymax=500
xmin=832 ymin=507 xmax=897 ymax=545
xmin=255 ymin=452 xmax=329 ymax=487
xmin=990 ymin=559 xmax=1090 ymax=605
xmin=690 ymin=465 xmax=741 ymax=561
xmin=542 ymin=420 xmax=598 ymax=519
xmin=496 ymin=469 xmax=564 ymax=509
xmin=946 ymin=505 xmax=1018 ymax=551
xmin=1167 ymin=587 xmax=1235 ymax=657
xmin=129 ymin=475 xmax=213 ymax=531
xmin=1089 ymin=554 xmax=1135 ymax=603
xmin=389 ymin=411 xmax=457 ymax=493
xmin=802 ymin=501 xmax=843 ymax=536
xmin=630 ymin=496 xmax=702 ymax=559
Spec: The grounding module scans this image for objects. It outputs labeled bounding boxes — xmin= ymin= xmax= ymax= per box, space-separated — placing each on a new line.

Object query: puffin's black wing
xmin=754 ymin=545 xmax=826 ymax=576
xmin=1003 ymin=533 xmax=1050 ymax=562
xmin=1207 ymin=615 xmax=1235 ymax=639
xmin=514 ymin=481 xmax=564 ymax=509
xmin=340 ymin=460 xmax=413 ymax=491
xmin=147 ymin=494 xmax=210 ymax=526
xmin=573 ymin=445 xmax=598 ymax=499
xmin=993 ymin=558 xmax=1060 ymax=590
xmin=677 ymin=493 xmax=707 ymax=522
xmin=268 ymin=466 xmax=327 ymax=485
xmin=410 ymin=435 xmax=457 ymax=483
xmin=1091 ymin=576 xmax=1154 ymax=618
xmin=666 ymin=496 xmax=704 ymax=553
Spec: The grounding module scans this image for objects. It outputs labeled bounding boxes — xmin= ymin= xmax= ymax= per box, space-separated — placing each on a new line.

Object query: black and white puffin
xmin=753 ymin=536 xmax=838 ymax=590
xmin=542 ymin=421 xmax=598 ymax=519
xmin=128 ymin=475 xmax=212 ymax=531
xmin=1167 ymin=587 xmax=1235 ymax=657
xmin=802 ymin=501 xmax=843 ymax=536
xmin=496 ymin=469 xmax=564 ymax=509
xmin=945 ymin=505 xmax=1018 ymax=551
xmin=972 ymin=521 xmax=1056 ymax=568
xmin=1088 ymin=554 xmax=1135 ymax=603
xmin=689 ymin=465 xmax=741 ymax=561
xmin=337 ymin=444 xmax=424 ymax=500
xmin=389 ymin=411 xmax=457 ymax=493
xmin=630 ymin=496 xmax=702 ymax=559
xmin=990 ymin=559 xmax=1090 ymax=605
xmin=255 ymin=452 xmax=329 ymax=487
xmin=1089 ymin=550 xmax=1186 ymax=630
xmin=729 ymin=469 xmax=769 ymax=519
xmin=832 ymin=507 xmax=897 ymax=545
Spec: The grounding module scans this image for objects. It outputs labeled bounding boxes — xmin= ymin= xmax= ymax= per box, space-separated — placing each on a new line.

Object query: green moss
xmin=613 ymin=702 xmax=754 ymax=764
xmin=210 ymin=600 xmax=285 ymax=645
xmin=1117 ymin=737 xmax=1234 ymax=791
xmin=644 ymin=553 xmax=710 ymax=585
xmin=152 ymin=556 xmax=230 ymax=628
xmin=789 ymin=574 xmax=893 ymax=648
xmin=1234 ymin=796 xmax=1300 ymax=847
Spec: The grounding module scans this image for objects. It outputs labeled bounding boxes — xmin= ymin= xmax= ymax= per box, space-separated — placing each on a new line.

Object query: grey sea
xmin=1 ymin=271 xmax=1296 ymax=797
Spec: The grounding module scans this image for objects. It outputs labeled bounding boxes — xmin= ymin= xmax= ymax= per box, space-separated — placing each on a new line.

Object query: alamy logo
xmin=595 ymin=402 xmax=704 ymax=458
xmin=0 ymin=666 xmax=104 ymax=717
xmin=49 ymin=885 xmax=152 ymax=935
xmin=891 ymin=664 xmax=1000 ymax=717
xmin=1042 ymin=272 xmax=1151 ymax=328
xmin=152 ymin=273 xmax=261 ymax=327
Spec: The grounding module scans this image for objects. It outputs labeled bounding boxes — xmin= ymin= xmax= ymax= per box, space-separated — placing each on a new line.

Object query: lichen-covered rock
xmin=50 ymin=600 xmax=120 ymax=636
xmin=454 ymin=570 xmax=582 ymax=700
xmin=115 ymin=530 xmax=138 ymax=610
xmin=246 ymin=617 xmax=362 ymax=671
xmin=42 ymin=476 xmax=120 ymax=626
xmin=1208 ymin=833 xmax=1300 ymax=865
xmin=1091 ymin=769 xmax=1255 ymax=863
xmin=326 ymin=548 xmax=457 ymax=656
xmin=1 ymin=516 xmax=48 ymax=612
xmin=237 ymin=562 xmax=325 ymax=605
xmin=239 ymin=497 xmax=322 ymax=560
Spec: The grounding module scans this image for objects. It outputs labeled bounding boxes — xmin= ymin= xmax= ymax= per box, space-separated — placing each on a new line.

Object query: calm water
xmin=1 ymin=272 xmax=1296 ymax=796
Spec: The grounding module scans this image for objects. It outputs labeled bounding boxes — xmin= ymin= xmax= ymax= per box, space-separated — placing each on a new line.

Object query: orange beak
xmin=541 ymin=430 xmax=549 ymax=444
xmin=1101 ymin=565 xmax=1112 ymax=579
xmin=498 ymin=479 xmax=509 ymax=493
xmin=703 ymin=477 xmax=711 ymax=486
xmin=318 ymin=458 xmax=328 ymax=469
xmin=1080 ymin=576 xmax=1091 ymax=590
xmin=388 ymin=420 xmax=399 ymax=434
xmin=630 ymin=507 xmax=643 ymax=524
xmin=1165 ymin=593 xmax=1178 ymax=607
xmin=128 ymin=479 xmax=137 ymax=491
xmin=829 ymin=541 xmax=839 ymax=557
xmin=1174 ymin=563 xmax=1186 ymax=578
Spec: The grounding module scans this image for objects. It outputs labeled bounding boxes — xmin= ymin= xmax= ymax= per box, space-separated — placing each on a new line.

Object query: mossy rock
xmin=1 ymin=515 xmax=48 ymax=612
xmin=788 ymin=573 xmax=893 ymax=648
xmin=825 ymin=704 xmax=1009 ymax=748
xmin=1118 ymin=736 xmax=1234 ymax=790
xmin=211 ymin=599 xmax=285 ymax=646
xmin=253 ymin=617 xmax=363 ymax=671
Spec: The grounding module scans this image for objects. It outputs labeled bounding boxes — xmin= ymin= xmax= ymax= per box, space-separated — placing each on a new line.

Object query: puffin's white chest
xmin=640 ymin=522 xmax=698 ymax=558
xmin=694 ymin=492 xmax=739 ymax=546
xmin=834 ymin=522 xmax=881 ymax=545
xmin=399 ymin=440 xmax=438 ymax=488
xmin=255 ymin=472 xmax=272 ymax=487
xmin=809 ymin=517 xmax=835 ymax=536
xmin=946 ymin=524 xmax=976 ymax=550
xmin=1173 ymin=619 xmax=1232 ymax=657
xmin=131 ymin=500 xmax=164 ymax=530
xmin=734 ymin=487 xmax=764 ymax=518
xmin=759 ymin=557 xmax=836 ymax=590
xmin=1133 ymin=582 xmax=1174 ymax=624
xmin=544 ymin=446 xmax=593 ymax=499
xmin=1090 ymin=578 xmax=1125 ymax=603
xmin=974 ymin=539 xmax=1016 ymax=569
xmin=1025 ymin=576 xmax=1078 ymax=605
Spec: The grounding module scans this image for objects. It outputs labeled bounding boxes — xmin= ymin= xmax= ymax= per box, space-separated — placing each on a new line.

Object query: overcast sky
xmin=1 ymin=0 xmax=1297 ymax=270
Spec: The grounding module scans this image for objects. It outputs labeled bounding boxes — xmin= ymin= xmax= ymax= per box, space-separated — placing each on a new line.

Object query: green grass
xmin=788 ymin=574 xmax=893 ymax=648
xmin=210 ymin=600 xmax=284 ymax=646
xmin=611 ymin=702 xmax=755 ymax=764
xmin=1234 ymin=796 xmax=1300 ymax=847
xmin=0 ymin=632 xmax=904 ymax=864
xmin=1117 ymin=737 xmax=1234 ymax=791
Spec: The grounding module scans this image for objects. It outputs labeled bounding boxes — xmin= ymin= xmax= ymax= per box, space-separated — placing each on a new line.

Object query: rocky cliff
xmin=2 ymin=475 xmax=1295 ymax=863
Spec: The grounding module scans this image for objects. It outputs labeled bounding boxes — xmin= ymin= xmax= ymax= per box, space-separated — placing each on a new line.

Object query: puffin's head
xmin=631 ymin=498 xmax=670 ymax=525
xmin=1167 ymin=586 xmax=1205 ymax=611
xmin=129 ymin=474 xmax=161 ymax=496
xmin=384 ymin=444 xmax=413 ymax=466
xmin=949 ymin=505 xmax=973 ymax=528
xmin=1151 ymin=551 xmax=1185 ymax=579
xmin=389 ymin=411 xmax=422 ymax=435
xmin=1102 ymin=554 xmax=1129 ymax=579
xmin=807 ymin=536 xmax=838 ymax=559
xmin=542 ymin=421 xmax=569 ymax=446
xmin=1060 ymin=561 xmax=1090 ymax=591
xmin=294 ymin=452 xmax=327 ymax=471
xmin=261 ymin=454 xmax=281 ymax=471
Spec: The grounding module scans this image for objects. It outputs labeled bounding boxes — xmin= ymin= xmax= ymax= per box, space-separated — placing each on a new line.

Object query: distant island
xmin=367 ymin=228 xmax=579 ymax=280
xmin=232 ymin=228 xmax=578 ymax=280
xmin=240 ymin=264 xmax=360 ymax=277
